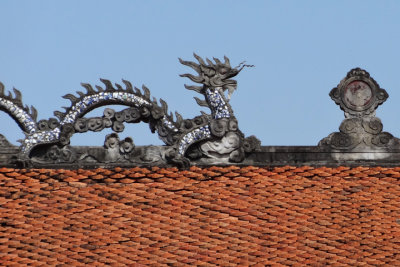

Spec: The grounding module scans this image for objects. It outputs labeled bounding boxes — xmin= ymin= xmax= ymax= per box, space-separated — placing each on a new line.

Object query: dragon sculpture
xmin=0 ymin=54 xmax=259 ymax=167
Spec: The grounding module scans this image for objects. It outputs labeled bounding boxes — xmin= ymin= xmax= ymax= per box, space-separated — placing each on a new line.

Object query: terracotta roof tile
xmin=1 ymin=166 xmax=400 ymax=265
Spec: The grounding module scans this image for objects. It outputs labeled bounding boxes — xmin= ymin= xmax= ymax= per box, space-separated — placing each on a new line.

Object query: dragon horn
xmin=193 ymin=53 xmax=206 ymax=66
xmin=179 ymin=58 xmax=201 ymax=74
xmin=213 ymin=57 xmax=222 ymax=65
xmin=206 ymin=58 xmax=214 ymax=67
xmin=224 ymin=56 xmax=231 ymax=67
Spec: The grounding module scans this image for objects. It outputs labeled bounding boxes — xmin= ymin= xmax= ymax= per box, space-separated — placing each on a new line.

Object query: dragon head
xmin=179 ymin=54 xmax=252 ymax=100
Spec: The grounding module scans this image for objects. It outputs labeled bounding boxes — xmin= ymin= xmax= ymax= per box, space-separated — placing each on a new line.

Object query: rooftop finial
xmin=319 ymin=68 xmax=400 ymax=156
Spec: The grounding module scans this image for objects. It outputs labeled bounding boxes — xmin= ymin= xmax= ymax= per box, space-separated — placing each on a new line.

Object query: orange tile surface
xmin=1 ymin=166 xmax=400 ymax=266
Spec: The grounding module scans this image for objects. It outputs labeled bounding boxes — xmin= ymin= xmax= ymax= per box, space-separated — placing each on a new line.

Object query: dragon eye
xmin=219 ymin=67 xmax=228 ymax=75
xmin=205 ymin=68 xmax=215 ymax=76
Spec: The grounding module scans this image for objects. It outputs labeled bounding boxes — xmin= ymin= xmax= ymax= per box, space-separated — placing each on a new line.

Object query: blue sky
xmin=1 ymin=1 xmax=400 ymax=146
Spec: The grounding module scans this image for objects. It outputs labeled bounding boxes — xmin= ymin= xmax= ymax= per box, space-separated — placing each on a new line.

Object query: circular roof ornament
xmin=329 ymin=68 xmax=388 ymax=117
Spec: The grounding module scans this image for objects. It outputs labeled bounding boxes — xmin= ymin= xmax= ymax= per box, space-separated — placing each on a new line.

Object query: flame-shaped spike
xmin=77 ymin=91 xmax=85 ymax=98
xmin=13 ymin=88 xmax=22 ymax=102
xmin=224 ymin=56 xmax=231 ymax=67
xmin=126 ymin=86 xmax=133 ymax=94
xmin=134 ymin=87 xmax=141 ymax=95
xmin=115 ymin=83 xmax=123 ymax=90
xmin=193 ymin=53 xmax=206 ymax=65
xmin=175 ymin=111 xmax=183 ymax=126
xmin=178 ymin=58 xmax=201 ymax=74
xmin=159 ymin=98 xmax=168 ymax=114
xmin=122 ymin=79 xmax=133 ymax=93
xmin=95 ymin=85 xmax=104 ymax=92
xmin=152 ymin=97 xmax=158 ymax=104
xmin=54 ymin=111 xmax=64 ymax=120
xmin=194 ymin=97 xmax=208 ymax=107
xmin=30 ymin=106 xmax=38 ymax=121
xmin=0 ymin=82 xmax=4 ymax=95
xmin=7 ymin=91 xmax=12 ymax=98
xmin=180 ymin=73 xmax=204 ymax=84
xmin=142 ymin=85 xmax=151 ymax=99
xmin=63 ymin=94 xmax=79 ymax=103
xmin=81 ymin=83 xmax=96 ymax=95
xmin=184 ymin=84 xmax=203 ymax=93
xmin=102 ymin=79 xmax=113 ymax=91
xmin=100 ymin=79 xmax=115 ymax=91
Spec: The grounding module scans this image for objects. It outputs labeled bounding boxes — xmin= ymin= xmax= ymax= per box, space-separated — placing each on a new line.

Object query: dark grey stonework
xmin=319 ymin=68 xmax=400 ymax=161
xmin=2 ymin=143 xmax=400 ymax=169
xmin=0 ymin=57 xmax=399 ymax=168
xmin=0 ymin=55 xmax=259 ymax=168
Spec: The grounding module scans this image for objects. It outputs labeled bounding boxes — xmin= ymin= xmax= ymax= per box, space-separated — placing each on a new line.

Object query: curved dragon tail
xmin=0 ymin=82 xmax=38 ymax=134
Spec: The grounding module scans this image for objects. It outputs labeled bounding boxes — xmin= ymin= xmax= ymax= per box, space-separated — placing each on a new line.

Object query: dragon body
xmin=0 ymin=54 xmax=258 ymax=166
xmin=0 ymin=84 xmax=38 ymax=135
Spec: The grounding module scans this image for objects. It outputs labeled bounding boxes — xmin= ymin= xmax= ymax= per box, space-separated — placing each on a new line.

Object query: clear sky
xmin=1 ymin=1 xmax=400 ymax=146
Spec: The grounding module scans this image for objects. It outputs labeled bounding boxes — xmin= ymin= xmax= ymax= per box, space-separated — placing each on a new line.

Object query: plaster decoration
xmin=0 ymin=54 xmax=260 ymax=167
xmin=8 ymin=57 xmax=400 ymax=168
xmin=200 ymin=132 xmax=242 ymax=161
xmin=329 ymin=68 xmax=388 ymax=118
xmin=319 ymin=68 xmax=400 ymax=152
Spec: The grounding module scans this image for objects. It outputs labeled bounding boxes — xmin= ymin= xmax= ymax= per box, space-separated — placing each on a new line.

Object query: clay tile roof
xmin=1 ymin=166 xmax=400 ymax=265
